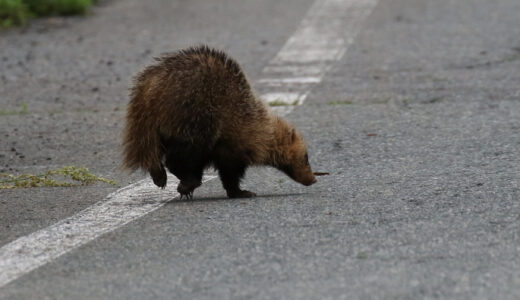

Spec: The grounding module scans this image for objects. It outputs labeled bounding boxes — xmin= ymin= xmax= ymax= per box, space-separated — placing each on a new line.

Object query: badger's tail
xmin=121 ymin=88 xmax=163 ymax=176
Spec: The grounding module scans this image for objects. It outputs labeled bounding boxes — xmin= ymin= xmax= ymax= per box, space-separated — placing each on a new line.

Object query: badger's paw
xmin=177 ymin=180 xmax=201 ymax=200
xmin=150 ymin=168 xmax=167 ymax=189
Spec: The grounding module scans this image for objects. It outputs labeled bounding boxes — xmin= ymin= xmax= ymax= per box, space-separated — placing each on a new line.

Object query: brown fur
xmin=122 ymin=45 xmax=316 ymax=198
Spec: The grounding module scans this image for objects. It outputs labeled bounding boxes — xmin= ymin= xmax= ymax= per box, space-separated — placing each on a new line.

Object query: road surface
xmin=1 ymin=0 xmax=519 ymax=299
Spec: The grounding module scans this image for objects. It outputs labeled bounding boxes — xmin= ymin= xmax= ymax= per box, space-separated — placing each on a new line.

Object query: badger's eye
xmin=304 ymin=152 xmax=309 ymax=165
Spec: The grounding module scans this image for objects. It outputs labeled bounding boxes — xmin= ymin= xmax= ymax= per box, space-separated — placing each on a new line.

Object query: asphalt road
xmin=1 ymin=0 xmax=520 ymax=299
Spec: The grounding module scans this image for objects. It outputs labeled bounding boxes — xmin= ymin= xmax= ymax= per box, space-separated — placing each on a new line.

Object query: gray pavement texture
xmin=1 ymin=0 xmax=519 ymax=299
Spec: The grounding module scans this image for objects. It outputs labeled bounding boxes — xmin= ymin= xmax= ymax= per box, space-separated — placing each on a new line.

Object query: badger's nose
xmin=304 ymin=178 xmax=317 ymax=186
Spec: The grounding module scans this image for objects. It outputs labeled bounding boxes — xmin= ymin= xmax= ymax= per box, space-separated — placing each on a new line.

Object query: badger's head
xmin=273 ymin=121 xmax=317 ymax=186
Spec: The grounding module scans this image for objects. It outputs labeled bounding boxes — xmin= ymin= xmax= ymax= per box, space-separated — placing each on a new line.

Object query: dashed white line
xmin=258 ymin=77 xmax=322 ymax=84
xmin=0 ymin=175 xmax=216 ymax=287
xmin=0 ymin=0 xmax=379 ymax=288
xmin=260 ymin=0 xmax=379 ymax=115
xmin=262 ymin=92 xmax=308 ymax=105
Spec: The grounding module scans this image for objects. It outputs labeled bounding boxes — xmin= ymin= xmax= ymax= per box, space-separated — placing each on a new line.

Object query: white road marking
xmin=258 ymin=77 xmax=322 ymax=84
xmin=0 ymin=0 xmax=379 ymax=288
xmin=262 ymin=92 xmax=308 ymax=105
xmin=0 ymin=175 xmax=216 ymax=287
xmin=260 ymin=0 xmax=379 ymax=115
xmin=262 ymin=65 xmax=324 ymax=76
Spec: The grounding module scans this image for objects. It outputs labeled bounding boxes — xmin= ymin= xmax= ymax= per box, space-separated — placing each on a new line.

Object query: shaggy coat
xmin=122 ymin=45 xmax=316 ymax=198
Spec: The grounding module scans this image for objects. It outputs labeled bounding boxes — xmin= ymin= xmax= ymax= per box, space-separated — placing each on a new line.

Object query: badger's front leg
xmin=177 ymin=180 xmax=201 ymax=199
xmin=216 ymin=162 xmax=256 ymax=198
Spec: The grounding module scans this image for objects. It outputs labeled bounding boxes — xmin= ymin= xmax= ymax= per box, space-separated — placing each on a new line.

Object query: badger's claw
xmin=177 ymin=180 xmax=200 ymax=200
xmin=179 ymin=191 xmax=194 ymax=200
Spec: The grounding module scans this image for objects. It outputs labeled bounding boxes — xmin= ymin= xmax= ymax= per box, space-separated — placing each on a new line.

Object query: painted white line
xmin=263 ymin=92 xmax=308 ymax=105
xmin=257 ymin=77 xmax=322 ymax=84
xmin=0 ymin=175 xmax=216 ymax=287
xmin=258 ymin=0 xmax=379 ymax=114
xmin=262 ymin=65 xmax=324 ymax=76
xmin=269 ymin=0 xmax=376 ymax=67
xmin=0 ymin=0 xmax=379 ymax=289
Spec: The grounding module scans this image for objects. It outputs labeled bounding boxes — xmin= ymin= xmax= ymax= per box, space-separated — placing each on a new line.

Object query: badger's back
xmin=122 ymin=45 xmax=268 ymax=172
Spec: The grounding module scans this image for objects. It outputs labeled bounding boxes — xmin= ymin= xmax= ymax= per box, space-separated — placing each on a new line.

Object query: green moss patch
xmin=0 ymin=0 xmax=27 ymax=27
xmin=0 ymin=166 xmax=116 ymax=189
xmin=24 ymin=0 xmax=92 ymax=16
xmin=268 ymin=99 xmax=300 ymax=107
xmin=0 ymin=0 xmax=93 ymax=28
xmin=328 ymin=100 xmax=353 ymax=105
xmin=0 ymin=103 xmax=27 ymax=116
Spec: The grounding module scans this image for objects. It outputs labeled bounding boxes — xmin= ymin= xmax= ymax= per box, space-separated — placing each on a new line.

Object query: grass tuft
xmin=0 ymin=166 xmax=116 ymax=189
xmin=0 ymin=0 xmax=28 ymax=28
xmin=23 ymin=0 xmax=92 ymax=16
xmin=268 ymin=99 xmax=300 ymax=107
xmin=328 ymin=100 xmax=353 ymax=105
xmin=0 ymin=103 xmax=28 ymax=116
xmin=0 ymin=0 xmax=93 ymax=28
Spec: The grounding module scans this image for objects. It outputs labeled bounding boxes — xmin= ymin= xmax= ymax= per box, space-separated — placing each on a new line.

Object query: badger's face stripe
xmin=279 ymin=164 xmax=295 ymax=179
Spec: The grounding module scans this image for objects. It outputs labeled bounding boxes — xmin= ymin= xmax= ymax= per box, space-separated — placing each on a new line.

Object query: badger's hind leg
xmin=150 ymin=165 xmax=167 ymax=189
xmin=163 ymin=138 xmax=208 ymax=199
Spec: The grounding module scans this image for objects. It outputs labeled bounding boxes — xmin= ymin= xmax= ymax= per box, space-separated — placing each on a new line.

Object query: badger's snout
xmin=302 ymin=177 xmax=317 ymax=186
